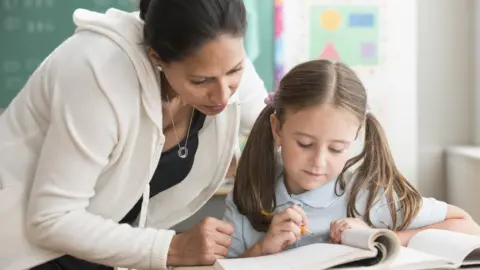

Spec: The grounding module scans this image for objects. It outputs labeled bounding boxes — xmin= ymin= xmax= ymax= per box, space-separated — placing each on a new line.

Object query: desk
xmin=214 ymin=185 xmax=233 ymax=196
xmin=213 ymin=158 xmax=236 ymax=196
xmin=214 ymin=178 xmax=234 ymax=196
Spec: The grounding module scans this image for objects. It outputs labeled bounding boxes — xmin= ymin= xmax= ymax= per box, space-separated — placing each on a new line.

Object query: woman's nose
xmin=209 ymin=80 xmax=231 ymax=105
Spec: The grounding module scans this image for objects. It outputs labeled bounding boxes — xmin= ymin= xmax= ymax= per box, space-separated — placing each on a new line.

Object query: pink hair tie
xmin=264 ymin=92 xmax=276 ymax=106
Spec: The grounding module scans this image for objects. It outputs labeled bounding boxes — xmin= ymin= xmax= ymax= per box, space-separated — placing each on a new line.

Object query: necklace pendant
xmin=178 ymin=147 xmax=188 ymax=159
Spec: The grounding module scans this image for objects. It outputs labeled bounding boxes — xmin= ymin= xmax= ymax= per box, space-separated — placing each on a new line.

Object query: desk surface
xmin=213 ymin=178 xmax=234 ymax=196
xmin=214 ymin=186 xmax=233 ymax=196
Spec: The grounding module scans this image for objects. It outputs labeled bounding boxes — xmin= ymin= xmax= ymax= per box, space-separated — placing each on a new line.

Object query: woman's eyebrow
xmin=189 ymin=59 xmax=245 ymax=79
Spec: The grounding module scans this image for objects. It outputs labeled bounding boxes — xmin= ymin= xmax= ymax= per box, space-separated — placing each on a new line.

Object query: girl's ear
xmin=270 ymin=113 xmax=281 ymax=147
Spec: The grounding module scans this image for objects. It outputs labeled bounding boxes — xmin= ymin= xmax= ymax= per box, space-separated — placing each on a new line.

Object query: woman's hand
xmin=167 ymin=217 xmax=234 ymax=266
xmin=258 ymin=205 xmax=308 ymax=255
xmin=329 ymin=218 xmax=369 ymax=244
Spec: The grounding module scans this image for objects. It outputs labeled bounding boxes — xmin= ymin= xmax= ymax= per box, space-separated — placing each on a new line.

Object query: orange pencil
xmin=300 ymin=226 xmax=314 ymax=235
xmin=261 ymin=209 xmax=313 ymax=235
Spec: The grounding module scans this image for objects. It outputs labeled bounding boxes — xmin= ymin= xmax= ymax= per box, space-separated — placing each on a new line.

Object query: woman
xmin=0 ymin=0 xmax=267 ymax=269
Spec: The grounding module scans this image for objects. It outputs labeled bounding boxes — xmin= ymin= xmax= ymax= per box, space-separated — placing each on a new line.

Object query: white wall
xmin=475 ymin=0 xmax=480 ymax=146
xmin=382 ymin=0 xmax=418 ymax=186
xmin=417 ymin=0 xmax=475 ymax=199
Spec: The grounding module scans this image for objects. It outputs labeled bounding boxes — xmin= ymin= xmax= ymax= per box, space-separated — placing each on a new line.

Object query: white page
xmin=173 ymin=267 xmax=214 ymax=270
xmin=408 ymin=229 xmax=480 ymax=267
xmin=387 ymin=247 xmax=456 ymax=270
xmin=342 ymin=228 xmax=377 ymax=250
xmin=342 ymin=228 xmax=400 ymax=267
xmin=317 ymin=248 xmax=454 ymax=270
xmin=214 ymin=243 xmax=376 ymax=270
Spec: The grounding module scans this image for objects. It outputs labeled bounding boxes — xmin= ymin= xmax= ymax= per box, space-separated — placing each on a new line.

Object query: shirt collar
xmin=274 ymin=173 xmax=341 ymax=209
xmin=227 ymin=91 xmax=238 ymax=104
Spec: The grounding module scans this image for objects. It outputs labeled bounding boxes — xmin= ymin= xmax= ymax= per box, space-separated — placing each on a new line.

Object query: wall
xmin=476 ymin=0 xmax=480 ymax=146
xmin=417 ymin=0 xmax=475 ymax=199
xmin=382 ymin=0 xmax=419 ymax=186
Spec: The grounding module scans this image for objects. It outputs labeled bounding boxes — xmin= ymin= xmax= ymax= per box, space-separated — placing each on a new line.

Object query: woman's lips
xmin=204 ymin=104 xmax=227 ymax=112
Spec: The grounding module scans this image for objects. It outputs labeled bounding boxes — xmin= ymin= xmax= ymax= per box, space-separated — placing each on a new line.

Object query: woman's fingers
xmin=213 ymin=244 xmax=229 ymax=258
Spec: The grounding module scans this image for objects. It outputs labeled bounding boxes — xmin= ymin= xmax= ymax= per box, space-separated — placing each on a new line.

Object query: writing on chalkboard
xmin=3 ymin=0 xmax=55 ymax=10
xmin=2 ymin=0 xmax=137 ymax=9
xmin=3 ymin=0 xmax=134 ymax=10
xmin=0 ymin=0 xmax=136 ymax=107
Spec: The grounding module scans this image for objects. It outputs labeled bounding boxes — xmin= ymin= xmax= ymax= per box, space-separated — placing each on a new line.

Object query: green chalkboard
xmin=0 ymin=0 xmax=135 ymax=108
xmin=0 ymin=0 xmax=274 ymax=108
xmin=252 ymin=0 xmax=274 ymax=93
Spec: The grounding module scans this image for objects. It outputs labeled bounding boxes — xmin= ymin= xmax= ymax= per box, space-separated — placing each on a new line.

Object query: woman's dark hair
xmin=233 ymin=60 xmax=422 ymax=232
xmin=139 ymin=0 xmax=247 ymax=63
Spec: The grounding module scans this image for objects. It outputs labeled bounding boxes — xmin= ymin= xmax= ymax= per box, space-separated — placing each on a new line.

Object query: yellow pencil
xmin=261 ymin=209 xmax=313 ymax=235
xmin=300 ymin=226 xmax=313 ymax=235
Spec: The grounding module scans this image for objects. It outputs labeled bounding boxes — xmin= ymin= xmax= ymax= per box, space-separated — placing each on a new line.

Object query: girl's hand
xmin=329 ymin=218 xmax=369 ymax=244
xmin=259 ymin=205 xmax=309 ymax=254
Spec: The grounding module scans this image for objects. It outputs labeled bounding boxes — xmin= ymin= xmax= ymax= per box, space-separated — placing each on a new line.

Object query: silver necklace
xmin=165 ymin=95 xmax=195 ymax=159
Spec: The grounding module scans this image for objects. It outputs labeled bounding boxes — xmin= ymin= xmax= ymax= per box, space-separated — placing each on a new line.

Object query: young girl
xmin=223 ymin=59 xmax=480 ymax=258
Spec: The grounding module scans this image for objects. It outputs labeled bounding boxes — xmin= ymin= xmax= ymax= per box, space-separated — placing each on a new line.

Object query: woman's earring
xmin=157 ymin=66 xmax=163 ymax=72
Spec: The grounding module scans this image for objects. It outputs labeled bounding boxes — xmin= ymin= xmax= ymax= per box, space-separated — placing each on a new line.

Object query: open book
xmin=211 ymin=228 xmax=400 ymax=270
xmin=174 ymin=228 xmax=480 ymax=270
xmin=391 ymin=229 xmax=480 ymax=270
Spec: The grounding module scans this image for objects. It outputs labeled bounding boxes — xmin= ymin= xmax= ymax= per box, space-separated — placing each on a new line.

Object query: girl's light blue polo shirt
xmin=223 ymin=172 xmax=447 ymax=258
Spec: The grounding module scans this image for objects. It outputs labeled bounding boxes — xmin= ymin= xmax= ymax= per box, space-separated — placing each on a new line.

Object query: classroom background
xmin=0 ymin=0 xmax=479 ymax=230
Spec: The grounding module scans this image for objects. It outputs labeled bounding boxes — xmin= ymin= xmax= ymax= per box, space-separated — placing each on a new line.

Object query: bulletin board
xmin=309 ymin=5 xmax=380 ymax=66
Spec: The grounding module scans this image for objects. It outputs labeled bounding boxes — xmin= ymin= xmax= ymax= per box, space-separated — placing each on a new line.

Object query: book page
xmin=171 ymin=249 xmax=455 ymax=270
xmin=214 ymin=243 xmax=376 ymax=270
xmin=173 ymin=267 xmax=215 ymax=270
xmin=408 ymin=229 xmax=480 ymax=267
xmin=387 ymin=247 xmax=456 ymax=270
xmin=464 ymin=248 xmax=480 ymax=266
xmin=342 ymin=228 xmax=376 ymax=250
xmin=342 ymin=228 xmax=400 ymax=266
